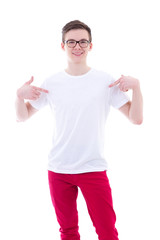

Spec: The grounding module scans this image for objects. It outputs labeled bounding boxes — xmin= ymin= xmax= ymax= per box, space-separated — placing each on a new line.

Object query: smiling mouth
xmin=72 ymin=52 xmax=83 ymax=56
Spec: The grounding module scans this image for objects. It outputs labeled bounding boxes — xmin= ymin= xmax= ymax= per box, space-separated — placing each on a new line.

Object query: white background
xmin=0 ymin=0 xmax=160 ymax=239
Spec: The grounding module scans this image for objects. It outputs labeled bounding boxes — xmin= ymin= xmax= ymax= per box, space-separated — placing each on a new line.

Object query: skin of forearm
xmin=15 ymin=97 xmax=29 ymax=122
xmin=129 ymin=85 xmax=143 ymax=124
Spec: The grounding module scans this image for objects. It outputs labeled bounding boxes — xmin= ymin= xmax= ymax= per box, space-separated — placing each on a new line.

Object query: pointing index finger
xmin=109 ymin=79 xmax=121 ymax=88
xmin=33 ymin=86 xmax=49 ymax=93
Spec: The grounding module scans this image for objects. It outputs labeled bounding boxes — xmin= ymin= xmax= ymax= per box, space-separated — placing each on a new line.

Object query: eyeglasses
xmin=64 ymin=39 xmax=91 ymax=48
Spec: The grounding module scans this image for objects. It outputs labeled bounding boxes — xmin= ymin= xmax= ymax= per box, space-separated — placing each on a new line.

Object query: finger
xmin=32 ymin=86 xmax=49 ymax=93
xmin=33 ymin=94 xmax=40 ymax=100
xmin=33 ymin=91 xmax=41 ymax=97
xmin=31 ymin=92 xmax=41 ymax=100
xmin=39 ymin=88 xmax=49 ymax=93
xmin=26 ymin=76 xmax=34 ymax=85
xmin=120 ymin=88 xmax=128 ymax=92
xmin=119 ymin=83 xmax=128 ymax=92
xmin=31 ymin=96 xmax=39 ymax=100
xmin=109 ymin=79 xmax=121 ymax=88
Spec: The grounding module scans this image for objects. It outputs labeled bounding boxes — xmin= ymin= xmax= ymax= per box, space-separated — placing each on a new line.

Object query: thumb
xmin=25 ymin=76 xmax=34 ymax=85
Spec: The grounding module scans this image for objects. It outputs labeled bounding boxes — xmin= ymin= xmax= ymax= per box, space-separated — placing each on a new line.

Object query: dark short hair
xmin=62 ymin=20 xmax=92 ymax=43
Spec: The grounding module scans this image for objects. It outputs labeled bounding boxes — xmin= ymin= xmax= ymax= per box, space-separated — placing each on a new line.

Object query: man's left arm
xmin=109 ymin=75 xmax=143 ymax=125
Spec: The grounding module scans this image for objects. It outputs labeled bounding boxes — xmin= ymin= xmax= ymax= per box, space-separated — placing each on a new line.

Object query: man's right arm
xmin=15 ymin=76 xmax=49 ymax=122
xmin=15 ymin=98 xmax=38 ymax=122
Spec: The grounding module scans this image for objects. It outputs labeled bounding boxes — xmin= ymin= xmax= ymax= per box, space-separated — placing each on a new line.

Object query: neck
xmin=65 ymin=62 xmax=91 ymax=76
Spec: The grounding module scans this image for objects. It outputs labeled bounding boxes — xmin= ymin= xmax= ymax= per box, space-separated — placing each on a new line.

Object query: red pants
xmin=48 ymin=170 xmax=119 ymax=240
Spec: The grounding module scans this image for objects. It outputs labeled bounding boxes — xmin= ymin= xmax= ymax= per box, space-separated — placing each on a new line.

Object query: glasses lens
xmin=67 ymin=40 xmax=76 ymax=48
xmin=79 ymin=40 xmax=89 ymax=48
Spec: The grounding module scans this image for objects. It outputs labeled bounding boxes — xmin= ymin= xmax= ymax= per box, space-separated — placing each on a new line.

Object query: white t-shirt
xmin=29 ymin=68 xmax=129 ymax=174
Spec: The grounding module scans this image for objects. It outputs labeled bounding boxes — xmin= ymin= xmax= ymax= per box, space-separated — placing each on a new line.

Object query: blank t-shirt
xmin=29 ymin=68 xmax=129 ymax=173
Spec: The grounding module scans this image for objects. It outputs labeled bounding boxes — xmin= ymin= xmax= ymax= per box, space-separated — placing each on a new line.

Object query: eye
xmin=80 ymin=40 xmax=87 ymax=44
xmin=79 ymin=40 xmax=89 ymax=47
xmin=80 ymin=40 xmax=88 ymax=43
xmin=67 ymin=40 xmax=76 ymax=47
xmin=68 ymin=40 xmax=76 ymax=44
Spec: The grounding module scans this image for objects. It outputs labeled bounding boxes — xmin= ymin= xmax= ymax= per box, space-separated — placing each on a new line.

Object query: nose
xmin=74 ymin=42 xmax=81 ymax=49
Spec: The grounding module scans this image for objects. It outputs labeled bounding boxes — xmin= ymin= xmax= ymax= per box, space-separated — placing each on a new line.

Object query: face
xmin=61 ymin=29 xmax=93 ymax=64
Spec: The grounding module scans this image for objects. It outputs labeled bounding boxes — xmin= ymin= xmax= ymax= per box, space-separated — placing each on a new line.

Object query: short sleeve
xmin=109 ymin=82 xmax=130 ymax=109
xmin=28 ymin=80 xmax=49 ymax=110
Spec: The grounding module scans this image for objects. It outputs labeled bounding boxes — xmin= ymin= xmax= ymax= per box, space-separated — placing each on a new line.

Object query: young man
xmin=15 ymin=20 xmax=143 ymax=240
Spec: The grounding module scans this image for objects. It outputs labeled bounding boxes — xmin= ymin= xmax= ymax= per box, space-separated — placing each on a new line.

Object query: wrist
xmin=132 ymin=79 xmax=140 ymax=91
xmin=16 ymin=88 xmax=24 ymax=101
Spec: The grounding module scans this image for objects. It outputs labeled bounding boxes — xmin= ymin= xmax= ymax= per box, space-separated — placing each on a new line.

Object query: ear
xmin=89 ymin=42 xmax=93 ymax=51
xmin=61 ymin=42 xmax=65 ymax=51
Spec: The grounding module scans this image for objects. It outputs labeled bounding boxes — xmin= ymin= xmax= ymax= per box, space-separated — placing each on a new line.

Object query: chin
xmin=69 ymin=58 xmax=84 ymax=64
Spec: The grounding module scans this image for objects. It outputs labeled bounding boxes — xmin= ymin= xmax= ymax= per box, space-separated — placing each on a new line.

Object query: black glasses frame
xmin=64 ymin=40 xmax=91 ymax=48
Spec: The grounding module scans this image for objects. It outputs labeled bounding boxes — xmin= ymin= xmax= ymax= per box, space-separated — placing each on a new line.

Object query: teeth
xmin=73 ymin=53 xmax=82 ymax=56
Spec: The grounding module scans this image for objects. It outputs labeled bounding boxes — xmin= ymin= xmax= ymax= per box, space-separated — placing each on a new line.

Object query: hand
xmin=17 ymin=76 xmax=49 ymax=100
xmin=109 ymin=75 xmax=140 ymax=92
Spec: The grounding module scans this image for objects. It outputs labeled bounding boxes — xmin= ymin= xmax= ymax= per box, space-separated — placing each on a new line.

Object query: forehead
xmin=65 ymin=29 xmax=89 ymax=40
